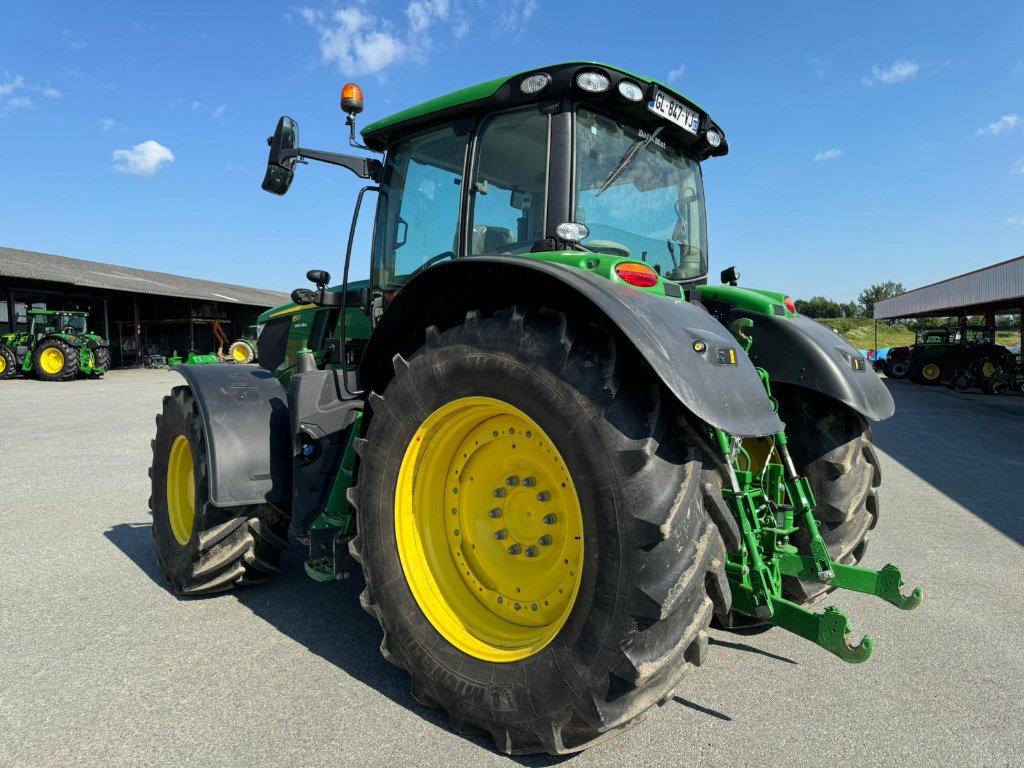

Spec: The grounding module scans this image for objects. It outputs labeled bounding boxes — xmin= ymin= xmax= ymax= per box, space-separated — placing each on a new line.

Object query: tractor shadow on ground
xmin=873 ymin=378 xmax=1024 ymax=547
xmin=104 ymin=521 xmax=581 ymax=766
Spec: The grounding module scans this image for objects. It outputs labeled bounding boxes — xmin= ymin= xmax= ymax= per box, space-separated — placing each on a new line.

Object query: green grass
xmin=812 ymin=318 xmax=1021 ymax=351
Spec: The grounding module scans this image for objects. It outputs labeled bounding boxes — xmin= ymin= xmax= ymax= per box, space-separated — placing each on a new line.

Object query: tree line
xmin=795 ymin=281 xmax=905 ymax=319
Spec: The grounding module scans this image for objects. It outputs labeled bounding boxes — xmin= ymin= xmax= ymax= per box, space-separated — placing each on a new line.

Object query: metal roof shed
xmin=874 ymin=255 xmax=1024 ymax=320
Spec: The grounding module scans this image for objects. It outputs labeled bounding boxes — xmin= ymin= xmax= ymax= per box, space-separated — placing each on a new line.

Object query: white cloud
xmin=0 ymin=73 xmax=25 ymax=96
xmin=406 ymin=0 xmax=449 ymax=34
xmin=191 ymin=100 xmax=202 ymax=110
xmin=862 ymin=59 xmax=920 ymax=86
xmin=976 ymin=114 xmax=1020 ymax=137
xmin=112 ymin=140 xmax=175 ymax=176
xmin=212 ymin=103 xmax=227 ymax=118
xmin=307 ymin=7 xmax=404 ymax=75
xmin=814 ymin=147 xmax=844 ymax=162
xmin=496 ymin=0 xmax=538 ymax=34
xmin=667 ymin=64 xmax=685 ymax=83
xmin=42 ymin=87 xmax=61 ymax=98
xmin=99 ymin=117 xmax=117 ymax=131
xmin=60 ymin=29 xmax=87 ymax=51
xmin=1011 ymin=159 xmax=1024 ymax=175
xmin=1005 ymin=213 xmax=1024 ymax=227
xmin=6 ymin=96 xmax=33 ymax=109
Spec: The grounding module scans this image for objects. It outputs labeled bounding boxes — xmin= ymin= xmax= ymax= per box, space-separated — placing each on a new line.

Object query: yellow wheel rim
xmin=0 ymin=355 xmax=5 ymax=374
xmin=166 ymin=435 xmax=196 ymax=545
xmin=232 ymin=345 xmax=250 ymax=362
xmin=40 ymin=347 xmax=64 ymax=374
xmin=396 ymin=396 xmax=584 ymax=663
xmin=922 ymin=363 xmax=940 ymax=380
xmin=982 ymin=362 xmax=996 ymax=378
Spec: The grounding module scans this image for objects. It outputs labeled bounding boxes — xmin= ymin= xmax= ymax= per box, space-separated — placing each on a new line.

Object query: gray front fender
xmin=171 ymin=364 xmax=292 ymax=506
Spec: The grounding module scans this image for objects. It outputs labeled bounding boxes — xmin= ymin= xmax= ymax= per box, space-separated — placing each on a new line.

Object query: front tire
xmin=228 ymin=340 xmax=256 ymax=364
xmin=150 ymin=386 xmax=290 ymax=595
xmin=885 ymin=359 xmax=907 ymax=379
xmin=910 ymin=356 xmax=944 ymax=385
xmin=350 ymin=308 xmax=729 ymax=754
xmin=94 ymin=345 xmax=111 ymax=374
xmin=773 ymin=386 xmax=880 ymax=604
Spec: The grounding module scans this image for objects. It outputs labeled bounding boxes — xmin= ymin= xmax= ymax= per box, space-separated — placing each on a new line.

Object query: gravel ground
xmin=1 ymin=369 xmax=1022 ymax=768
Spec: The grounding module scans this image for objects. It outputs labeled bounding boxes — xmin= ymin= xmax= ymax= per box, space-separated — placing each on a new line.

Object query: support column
xmin=102 ymin=298 xmax=109 ymax=342
xmin=133 ymin=293 xmax=142 ymax=366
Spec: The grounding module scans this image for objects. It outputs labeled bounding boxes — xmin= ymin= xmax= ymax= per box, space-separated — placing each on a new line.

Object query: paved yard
xmin=1 ymin=370 xmax=1021 ymax=767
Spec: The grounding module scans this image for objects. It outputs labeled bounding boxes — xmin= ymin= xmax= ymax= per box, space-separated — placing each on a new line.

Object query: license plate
xmin=647 ymin=90 xmax=700 ymax=135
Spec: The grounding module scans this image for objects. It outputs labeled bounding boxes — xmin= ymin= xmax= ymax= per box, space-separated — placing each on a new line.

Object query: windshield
xmin=61 ymin=315 xmax=88 ymax=334
xmin=575 ymin=107 xmax=708 ymax=281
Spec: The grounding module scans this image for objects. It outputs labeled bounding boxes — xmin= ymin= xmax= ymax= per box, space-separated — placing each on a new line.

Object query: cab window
xmin=372 ymin=125 xmax=467 ymax=289
xmin=467 ymin=108 xmax=549 ymax=255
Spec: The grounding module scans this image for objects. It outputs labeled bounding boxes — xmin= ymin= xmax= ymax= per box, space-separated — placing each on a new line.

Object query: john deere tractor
xmin=148 ymin=64 xmax=920 ymax=754
xmin=905 ymin=324 xmax=1012 ymax=386
xmin=0 ymin=309 xmax=109 ymax=381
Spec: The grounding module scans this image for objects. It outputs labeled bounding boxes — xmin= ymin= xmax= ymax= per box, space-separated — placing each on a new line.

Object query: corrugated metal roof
xmin=0 ymin=246 xmax=290 ymax=307
xmin=875 ymin=255 xmax=1024 ymax=319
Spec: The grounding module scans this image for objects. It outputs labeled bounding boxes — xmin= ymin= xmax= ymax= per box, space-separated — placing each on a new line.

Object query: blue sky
xmin=1 ymin=1 xmax=1022 ymax=301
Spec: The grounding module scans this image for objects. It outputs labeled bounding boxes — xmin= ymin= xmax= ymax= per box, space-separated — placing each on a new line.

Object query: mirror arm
xmin=281 ymin=148 xmax=382 ymax=182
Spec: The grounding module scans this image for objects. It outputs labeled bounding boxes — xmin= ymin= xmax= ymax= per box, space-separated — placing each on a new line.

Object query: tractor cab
xmin=914 ymin=327 xmax=949 ymax=345
xmin=28 ymin=310 xmax=89 ymax=337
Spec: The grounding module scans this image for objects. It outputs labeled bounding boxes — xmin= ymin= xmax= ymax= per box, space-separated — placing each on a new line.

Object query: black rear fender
xmin=170 ymin=365 xmax=292 ymax=506
xmin=359 ymin=257 xmax=783 ymax=438
xmin=735 ymin=310 xmax=895 ymax=421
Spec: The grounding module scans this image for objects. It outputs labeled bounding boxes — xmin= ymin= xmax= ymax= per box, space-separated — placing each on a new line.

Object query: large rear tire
xmin=0 ymin=345 xmax=15 ymax=379
xmin=773 ymin=386 xmax=880 ymax=604
xmin=150 ymin=386 xmax=290 ymax=595
xmin=33 ymin=339 xmax=78 ymax=381
xmin=349 ymin=308 xmax=730 ymax=755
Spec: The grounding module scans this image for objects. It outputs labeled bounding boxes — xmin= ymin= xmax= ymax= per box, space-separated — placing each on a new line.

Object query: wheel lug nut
xmin=494 ymin=529 xmax=508 ymax=540
xmin=522 ymin=476 xmax=536 ymax=488
xmin=538 ymin=535 xmax=552 ymax=546
xmin=507 ymin=544 xmax=521 ymax=555
xmin=493 ymin=488 xmax=506 ymax=498
xmin=536 ymin=491 xmax=550 ymax=502
xmin=505 ymin=475 xmax=519 ymax=486
xmin=543 ymin=514 xmax=557 ymax=525
xmin=488 ymin=508 xmax=502 ymax=518
xmin=524 ymin=547 xmax=538 ymax=558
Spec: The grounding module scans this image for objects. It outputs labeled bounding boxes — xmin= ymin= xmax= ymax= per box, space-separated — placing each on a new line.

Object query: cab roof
xmin=360 ymin=62 xmax=726 ymax=157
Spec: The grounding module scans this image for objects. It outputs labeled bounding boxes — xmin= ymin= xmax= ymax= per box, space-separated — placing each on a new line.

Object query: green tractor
xmin=226 ymin=324 xmax=260 ymax=364
xmin=906 ymin=324 xmax=1012 ymax=386
xmin=0 ymin=309 xmax=109 ymax=381
xmin=148 ymin=64 xmax=920 ymax=754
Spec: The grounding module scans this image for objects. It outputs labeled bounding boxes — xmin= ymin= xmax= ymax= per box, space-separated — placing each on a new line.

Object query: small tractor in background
xmin=880 ymin=326 xmax=950 ymax=379
xmin=226 ymin=324 xmax=260 ymax=364
xmin=905 ymin=324 xmax=1012 ymax=387
xmin=0 ymin=309 xmax=109 ymax=381
xmin=147 ymin=64 xmax=921 ymax=754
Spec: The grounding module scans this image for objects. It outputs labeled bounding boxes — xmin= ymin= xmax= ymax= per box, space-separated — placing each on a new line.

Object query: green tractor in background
xmin=226 ymin=324 xmax=260 ymax=364
xmin=906 ymin=324 xmax=1012 ymax=386
xmin=148 ymin=64 xmax=921 ymax=754
xmin=0 ymin=309 xmax=109 ymax=381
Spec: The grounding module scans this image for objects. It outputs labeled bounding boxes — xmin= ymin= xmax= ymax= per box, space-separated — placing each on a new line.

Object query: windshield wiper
xmin=595 ymin=125 xmax=664 ymax=197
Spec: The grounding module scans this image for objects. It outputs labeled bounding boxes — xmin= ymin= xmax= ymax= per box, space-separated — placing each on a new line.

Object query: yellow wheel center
xmin=396 ymin=396 xmax=584 ymax=663
xmin=0 ymin=356 xmax=5 ymax=374
xmin=232 ymin=345 xmax=249 ymax=362
xmin=40 ymin=347 xmax=64 ymax=374
xmin=166 ymin=435 xmax=196 ymax=545
xmin=982 ymin=362 xmax=996 ymax=378
xmin=922 ymin=363 xmax=940 ymax=380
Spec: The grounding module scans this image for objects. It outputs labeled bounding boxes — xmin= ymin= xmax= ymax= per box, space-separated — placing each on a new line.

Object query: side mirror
xmin=291 ymin=288 xmax=316 ymax=305
xmin=262 ymin=116 xmax=300 ymax=196
xmin=721 ymin=266 xmax=740 ymax=286
xmin=307 ymin=269 xmax=331 ymax=287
